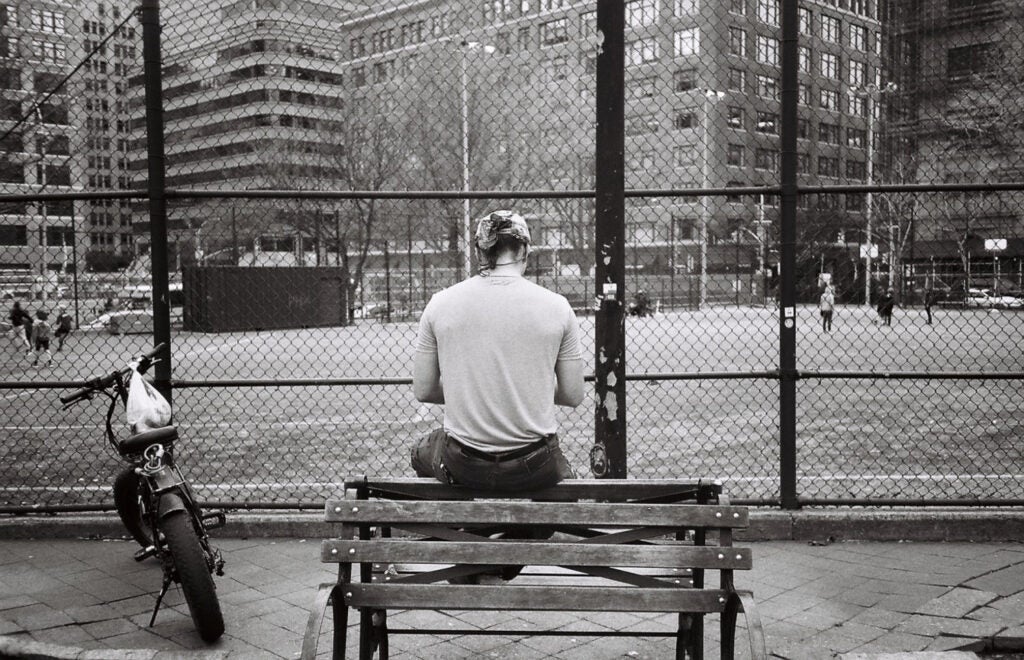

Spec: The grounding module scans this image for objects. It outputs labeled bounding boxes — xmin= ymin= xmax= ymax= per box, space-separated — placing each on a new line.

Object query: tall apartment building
xmin=127 ymin=0 xmax=366 ymax=269
xmin=887 ymin=0 xmax=1023 ymax=287
xmin=78 ymin=0 xmax=138 ymax=270
xmin=0 ymin=0 xmax=82 ymax=279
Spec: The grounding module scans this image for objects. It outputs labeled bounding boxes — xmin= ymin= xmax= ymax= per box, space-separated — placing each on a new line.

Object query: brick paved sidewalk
xmin=1 ymin=537 xmax=1023 ymax=659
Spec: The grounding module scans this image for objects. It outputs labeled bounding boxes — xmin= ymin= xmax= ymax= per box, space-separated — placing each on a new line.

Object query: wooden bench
xmin=302 ymin=477 xmax=766 ymax=660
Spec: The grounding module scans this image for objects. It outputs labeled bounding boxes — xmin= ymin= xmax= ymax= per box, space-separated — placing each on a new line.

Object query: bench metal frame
xmin=302 ymin=477 xmax=766 ymax=660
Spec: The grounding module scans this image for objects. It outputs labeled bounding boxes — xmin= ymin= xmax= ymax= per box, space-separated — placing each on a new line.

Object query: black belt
xmin=452 ymin=435 xmax=552 ymax=463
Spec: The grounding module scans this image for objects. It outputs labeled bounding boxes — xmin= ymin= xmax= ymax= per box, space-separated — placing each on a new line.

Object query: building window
xmin=797 ymin=152 xmax=810 ymax=174
xmin=726 ymin=106 xmax=744 ymax=129
xmin=797 ymin=119 xmax=810 ymax=139
xmin=845 ymin=159 xmax=866 ymax=181
xmin=756 ymin=35 xmax=779 ymax=66
xmin=755 ymin=111 xmax=778 ymax=133
xmin=30 ymin=8 xmax=65 ymax=34
xmin=798 ymin=82 xmax=812 ymax=105
xmin=821 ymin=15 xmax=841 ymax=43
xmin=798 ymin=46 xmax=812 ymax=73
xmin=674 ymin=109 xmax=696 ymax=129
xmin=754 ymin=148 xmax=777 ymax=172
xmin=847 ymin=93 xmax=868 ymax=116
xmin=727 ymin=67 xmax=746 ymax=92
xmin=819 ymin=122 xmax=841 ymax=144
xmin=757 ymin=0 xmax=779 ymax=26
xmin=947 ymin=42 xmax=998 ymax=80
xmin=726 ymin=143 xmax=746 ymax=166
xmin=847 ymin=126 xmax=866 ymax=148
xmin=798 ymin=7 xmax=812 ymax=35
xmin=820 ymin=51 xmax=839 ymax=79
xmin=756 ymin=74 xmax=779 ymax=99
xmin=729 ymin=0 xmax=746 ymax=15
xmin=819 ymin=88 xmax=839 ymax=111
xmin=848 ymin=59 xmax=867 ymax=86
xmin=626 ymin=0 xmax=660 ymax=27
xmin=729 ymin=27 xmax=746 ymax=57
xmin=674 ymin=28 xmax=699 ymax=57
xmin=540 ymin=18 xmax=569 ymax=46
xmin=35 ymin=41 xmax=65 ymax=63
xmin=674 ymin=67 xmax=697 ymax=91
xmin=0 ymin=224 xmax=28 ymax=245
xmin=846 ymin=194 xmax=865 ymax=211
xmin=625 ymin=37 xmax=660 ymax=65
xmin=818 ymin=155 xmax=839 ymax=178
xmin=850 ymin=24 xmax=868 ymax=52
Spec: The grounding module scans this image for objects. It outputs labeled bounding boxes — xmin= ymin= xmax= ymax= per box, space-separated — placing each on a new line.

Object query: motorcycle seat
xmin=119 ymin=426 xmax=178 ymax=456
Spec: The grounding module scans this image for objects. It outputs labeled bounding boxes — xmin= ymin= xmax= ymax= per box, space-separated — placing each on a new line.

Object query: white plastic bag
xmin=126 ymin=365 xmax=172 ymax=432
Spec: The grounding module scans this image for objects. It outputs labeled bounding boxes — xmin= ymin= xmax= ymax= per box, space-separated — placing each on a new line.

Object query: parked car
xmin=965 ymin=288 xmax=994 ymax=308
xmin=991 ymin=293 xmax=1024 ymax=310
xmin=82 ymin=310 xmax=154 ymax=335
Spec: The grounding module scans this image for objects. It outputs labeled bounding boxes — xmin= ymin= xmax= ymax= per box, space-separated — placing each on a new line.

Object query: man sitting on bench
xmin=411 ymin=209 xmax=585 ymax=492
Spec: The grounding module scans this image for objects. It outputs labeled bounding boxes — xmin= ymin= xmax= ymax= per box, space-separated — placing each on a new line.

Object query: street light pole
xmin=851 ymin=82 xmax=896 ymax=309
xmin=700 ymin=89 xmax=724 ymax=310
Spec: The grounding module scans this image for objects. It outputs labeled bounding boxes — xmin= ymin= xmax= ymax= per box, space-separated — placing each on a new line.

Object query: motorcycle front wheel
xmin=160 ymin=509 xmax=225 ymax=642
xmin=113 ymin=468 xmax=153 ymax=549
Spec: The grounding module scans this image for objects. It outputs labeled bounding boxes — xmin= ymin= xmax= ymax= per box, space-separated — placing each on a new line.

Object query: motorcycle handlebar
xmin=59 ymin=343 xmax=168 ymax=405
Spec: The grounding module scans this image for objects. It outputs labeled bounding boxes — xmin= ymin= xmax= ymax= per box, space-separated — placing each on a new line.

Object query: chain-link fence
xmin=1 ymin=0 xmax=1022 ymax=511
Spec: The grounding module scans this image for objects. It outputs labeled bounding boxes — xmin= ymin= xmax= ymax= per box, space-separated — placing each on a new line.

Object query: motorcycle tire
xmin=113 ymin=468 xmax=153 ymax=549
xmin=160 ymin=509 xmax=225 ymax=642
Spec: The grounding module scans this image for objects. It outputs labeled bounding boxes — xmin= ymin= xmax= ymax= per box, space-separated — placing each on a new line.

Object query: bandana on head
xmin=475 ymin=210 xmax=531 ymax=250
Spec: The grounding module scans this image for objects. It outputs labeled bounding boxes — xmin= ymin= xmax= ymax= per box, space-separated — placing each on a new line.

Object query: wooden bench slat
xmin=356 ymin=478 xmax=722 ymax=503
xmin=325 ymin=500 xmax=748 ymax=528
xmin=343 ymin=584 xmax=731 ymax=613
xmin=322 ymin=540 xmax=752 ymax=570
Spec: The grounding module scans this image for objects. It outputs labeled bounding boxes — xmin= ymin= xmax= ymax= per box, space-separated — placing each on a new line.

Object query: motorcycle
xmin=60 ymin=343 xmax=226 ymax=642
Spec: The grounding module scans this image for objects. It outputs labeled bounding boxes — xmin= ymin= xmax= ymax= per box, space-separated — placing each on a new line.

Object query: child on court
xmin=31 ymin=310 xmax=53 ymax=367
xmin=54 ymin=308 xmax=73 ymax=351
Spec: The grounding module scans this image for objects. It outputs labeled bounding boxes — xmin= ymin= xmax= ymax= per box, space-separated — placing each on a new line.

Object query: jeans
xmin=411 ymin=428 xmax=575 ymax=491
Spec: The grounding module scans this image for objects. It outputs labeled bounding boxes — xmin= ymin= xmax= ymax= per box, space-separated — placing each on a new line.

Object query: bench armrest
xmin=300 ymin=582 xmax=337 ymax=660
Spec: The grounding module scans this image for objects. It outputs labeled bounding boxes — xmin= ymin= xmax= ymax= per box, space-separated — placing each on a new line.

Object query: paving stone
xmin=897 ymin=613 xmax=1004 ymax=639
xmin=965 ymin=564 xmax=1024 ymax=597
xmin=915 ymin=587 xmax=999 ymax=618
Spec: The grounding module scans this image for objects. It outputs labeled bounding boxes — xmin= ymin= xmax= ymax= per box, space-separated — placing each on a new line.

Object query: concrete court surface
xmin=1 ymin=533 xmax=1024 ymax=659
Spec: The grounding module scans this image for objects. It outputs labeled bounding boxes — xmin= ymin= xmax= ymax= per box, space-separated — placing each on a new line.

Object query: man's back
xmin=417 ymin=276 xmax=580 ymax=452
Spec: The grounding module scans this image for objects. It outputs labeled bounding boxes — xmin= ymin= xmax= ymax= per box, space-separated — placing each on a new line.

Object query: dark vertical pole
xmin=384 ymin=240 xmax=391 ymax=324
xmin=593 ymin=0 xmax=627 ymax=478
xmin=71 ymin=214 xmax=80 ymax=327
xmin=140 ymin=0 xmax=172 ymax=402
xmin=231 ymin=204 xmax=239 ymax=264
xmin=778 ymin=0 xmax=799 ymax=508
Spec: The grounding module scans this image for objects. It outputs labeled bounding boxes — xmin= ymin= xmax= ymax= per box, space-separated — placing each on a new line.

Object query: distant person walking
xmin=924 ymin=288 xmax=937 ymax=325
xmin=818 ymin=284 xmax=835 ymax=332
xmin=877 ymin=288 xmax=895 ymax=327
xmin=31 ymin=310 xmax=53 ymax=367
xmin=8 ymin=301 xmax=32 ymax=353
xmin=54 ymin=308 xmax=73 ymax=351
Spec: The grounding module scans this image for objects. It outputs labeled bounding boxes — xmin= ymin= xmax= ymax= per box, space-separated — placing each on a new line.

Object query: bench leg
xmin=358 ymin=608 xmax=375 ymax=660
xmin=676 ymin=613 xmax=702 ymax=659
xmin=332 ymin=587 xmax=348 ymax=660
xmin=373 ymin=609 xmax=389 ymax=660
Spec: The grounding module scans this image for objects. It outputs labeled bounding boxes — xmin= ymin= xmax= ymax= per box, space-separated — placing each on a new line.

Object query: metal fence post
xmin=779 ymin=0 xmax=800 ymax=509
xmin=592 ymin=0 xmax=627 ymax=478
xmin=139 ymin=0 xmax=172 ymax=402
